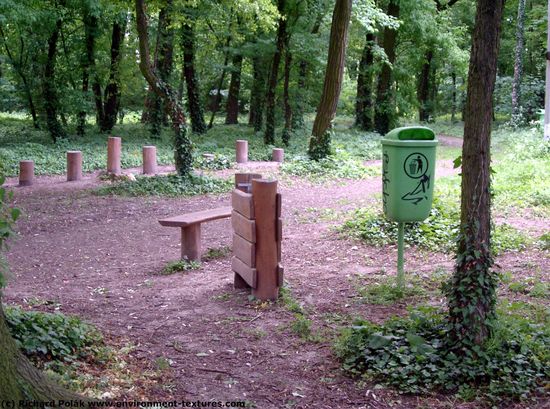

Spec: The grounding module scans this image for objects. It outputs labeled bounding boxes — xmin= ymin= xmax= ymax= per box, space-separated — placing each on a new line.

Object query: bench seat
xmin=159 ymin=206 xmax=232 ymax=261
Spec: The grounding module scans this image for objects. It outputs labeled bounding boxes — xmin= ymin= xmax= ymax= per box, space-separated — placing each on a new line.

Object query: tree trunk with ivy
xmin=446 ymin=0 xmax=505 ymax=347
xmin=249 ymin=55 xmax=267 ymax=131
xmin=100 ymin=15 xmax=127 ymax=133
xmin=511 ymin=0 xmax=526 ymax=123
xmin=282 ymin=37 xmax=292 ymax=146
xmin=264 ymin=0 xmax=287 ymax=145
xmin=77 ymin=10 xmax=98 ymax=135
xmin=43 ymin=19 xmax=66 ymax=142
xmin=225 ymin=52 xmax=243 ymax=124
xmin=355 ymin=32 xmax=375 ymax=131
xmin=135 ymin=0 xmax=192 ymax=175
xmin=308 ymin=0 xmax=352 ymax=159
xmin=181 ymin=21 xmax=207 ymax=134
xmin=373 ymin=0 xmax=399 ymax=136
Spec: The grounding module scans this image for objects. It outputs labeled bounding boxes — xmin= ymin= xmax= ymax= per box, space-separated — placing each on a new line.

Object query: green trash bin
xmin=381 ymin=126 xmax=438 ymax=222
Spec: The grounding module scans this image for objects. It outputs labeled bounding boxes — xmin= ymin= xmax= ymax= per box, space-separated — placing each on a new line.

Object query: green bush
xmin=335 ymin=306 xmax=549 ymax=402
xmin=96 ymin=173 xmax=232 ymax=197
xmin=4 ymin=305 xmax=102 ymax=361
xmin=342 ymin=196 xmax=529 ymax=254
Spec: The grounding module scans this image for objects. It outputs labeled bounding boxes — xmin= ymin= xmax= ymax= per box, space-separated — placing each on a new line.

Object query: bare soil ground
xmin=2 ymin=156 xmax=548 ymax=408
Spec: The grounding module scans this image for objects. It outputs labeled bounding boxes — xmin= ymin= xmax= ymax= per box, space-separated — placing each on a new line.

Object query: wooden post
xmin=234 ymin=173 xmax=262 ymax=193
xmin=142 ymin=145 xmax=157 ymax=175
xmin=236 ymin=140 xmax=248 ymax=163
xmin=66 ymin=151 xmax=82 ymax=181
xmin=181 ymin=224 xmax=201 ymax=261
xmin=19 ymin=160 xmax=34 ymax=186
xmin=107 ymin=136 xmax=121 ymax=174
xmin=251 ymin=179 xmax=279 ymax=300
xmin=272 ymin=148 xmax=284 ymax=163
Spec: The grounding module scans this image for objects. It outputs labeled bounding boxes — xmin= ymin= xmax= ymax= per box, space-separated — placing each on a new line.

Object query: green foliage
xmin=356 ymin=276 xmax=426 ymax=305
xmin=536 ymin=232 xmax=550 ymax=250
xmin=4 ymin=305 xmax=102 ymax=361
xmin=278 ymin=285 xmax=304 ymax=314
xmin=97 ymin=173 xmax=231 ymax=197
xmin=0 ymin=175 xmax=19 ymax=288
xmin=342 ymin=196 xmax=529 ymax=255
xmin=335 ymin=306 xmax=549 ymax=403
xmin=193 ymin=153 xmax=233 ymax=170
xmin=290 ymin=314 xmax=312 ymax=340
xmin=159 ymin=259 xmax=201 ymax=275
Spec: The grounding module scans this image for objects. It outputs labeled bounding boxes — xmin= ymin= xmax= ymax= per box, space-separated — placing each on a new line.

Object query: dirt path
xmin=3 ymin=159 xmax=547 ymax=408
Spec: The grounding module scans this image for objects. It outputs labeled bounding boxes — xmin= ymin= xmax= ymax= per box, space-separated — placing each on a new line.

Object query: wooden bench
xmin=159 ymin=207 xmax=232 ymax=261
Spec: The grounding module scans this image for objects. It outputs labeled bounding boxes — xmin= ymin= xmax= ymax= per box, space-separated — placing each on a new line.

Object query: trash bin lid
xmin=381 ymin=126 xmax=438 ymax=147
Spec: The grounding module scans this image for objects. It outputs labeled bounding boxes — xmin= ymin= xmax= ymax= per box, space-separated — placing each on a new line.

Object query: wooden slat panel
xmin=234 ymin=173 xmax=262 ymax=192
xmin=232 ymin=190 xmax=254 ymax=219
xmin=276 ymin=193 xmax=282 ymax=218
xmin=231 ymin=210 xmax=256 ymax=243
xmin=277 ymin=218 xmax=283 ymax=242
xmin=232 ymin=256 xmax=257 ymax=288
xmin=159 ymin=206 xmax=231 ymax=227
xmin=233 ymin=233 xmax=255 ymax=267
xmin=277 ymin=263 xmax=284 ymax=287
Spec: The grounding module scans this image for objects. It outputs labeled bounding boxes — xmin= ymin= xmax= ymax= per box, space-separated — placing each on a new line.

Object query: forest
xmin=0 ymin=0 xmax=549 ymax=407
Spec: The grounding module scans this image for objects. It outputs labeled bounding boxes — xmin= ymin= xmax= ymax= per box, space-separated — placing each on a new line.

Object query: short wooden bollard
xmin=142 ymin=146 xmax=157 ymax=175
xmin=19 ymin=160 xmax=34 ymax=186
xmin=107 ymin=136 xmax=121 ymax=174
xmin=272 ymin=148 xmax=284 ymax=163
xmin=236 ymin=140 xmax=248 ymax=164
xmin=66 ymin=151 xmax=82 ymax=181
xmin=231 ymin=177 xmax=283 ymax=301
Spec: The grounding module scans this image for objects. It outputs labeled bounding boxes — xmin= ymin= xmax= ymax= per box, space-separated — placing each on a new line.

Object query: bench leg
xmin=181 ymin=224 xmax=201 ymax=261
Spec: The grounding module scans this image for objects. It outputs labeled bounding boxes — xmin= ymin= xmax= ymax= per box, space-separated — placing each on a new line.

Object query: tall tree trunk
xmin=294 ymin=11 xmax=325 ymax=130
xmin=249 ymin=55 xmax=268 ymax=131
xmin=225 ymin=52 xmax=243 ymax=124
xmin=373 ymin=0 xmax=399 ymax=135
xmin=149 ymin=1 xmax=175 ymax=136
xmin=355 ymin=32 xmax=375 ymax=131
xmin=511 ymin=0 xmax=526 ymax=122
xmin=208 ymin=35 xmax=232 ymax=129
xmin=308 ymin=0 xmax=352 ymax=159
xmin=282 ymin=43 xmax=292 ymax=146
xmin=417 ymin=50 xmax=434 ymax=122
xmin=101 ymin=14 xmax=127 ymax=133
xmin=135 ymin=0 xmax=192 ymax=175
xmin=181 ymin=21 xmax=207 ymax=134
xmin=77 ymin=12 xmax=99 ymax=135
xmin=264 ymin=0 xmax=287 ymax=145
xmin=43 ymin=19 xmax=66 ymax=142
xmin=446 ymin=0 xmax=505 ymax=347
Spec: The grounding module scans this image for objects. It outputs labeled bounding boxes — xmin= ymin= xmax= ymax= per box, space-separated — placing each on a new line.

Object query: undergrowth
xmin=335 ymin=306 xmax=549 ymax=404
xmin=96 ymin=173 xmax=232 ymax=197
xmin=342 ymin=196 xmax=529 ymax=255
xmin=159 ymin=259 xmax=201 ymax=275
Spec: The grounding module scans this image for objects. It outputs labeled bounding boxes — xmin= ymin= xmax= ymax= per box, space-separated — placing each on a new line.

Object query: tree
xmin=181 ymin=15 xmax=207 ymax=134
xmin=264 ymin=0 xmax=287 ymax=145
xmin=225 ymin=49 xmax=244 ymax=124
xmin=511 ymin=0 xmax=526 ymax=123
xmin=373 ymin=0 xmax=399 ymax=135
xmin=308 ymin=0 xmax=352 ymax=159
xmin=446 ymin=0 xmax=505 ymax=347
xmin=135 ymin=0 xmax=193 ymax=175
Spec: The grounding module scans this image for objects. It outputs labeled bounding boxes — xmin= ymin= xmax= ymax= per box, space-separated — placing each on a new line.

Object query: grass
xmin=159 ymin=259 xmax=201 ymax=275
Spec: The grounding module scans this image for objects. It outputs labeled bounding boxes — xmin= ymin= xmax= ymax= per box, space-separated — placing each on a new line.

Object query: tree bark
xmin=447 ymin=0 xmax=505 ymax=347
xmin=181 ymin=21 xmax=207 ymax=134
xmin=511 ymin=0 xmax=526 ymax=122
xmin=282 ymin=43 xmax=292 ymax=146
xmin=417 ymin=50 xmax=434 ymax=122
xmin=248 ymin=55 xmax=268 ymax=131
xmin=43 ymin=18 xmax=66 ymax=142
xmin=101 ymin=14 xmax=127 ymax=133
xmin=225 ymin=52 xmax=243 ymax=124
xmin=355 ymin=33 xmax=375 ymax=131
xmin=308 ymin=0 xmax=352 ymax=159
xmin=135 ymin=0 xmax=192 ymax=175
xmin=451 ymin=71 xmax=457 ymax=122
xmin=373 ymin=0 xmax=399 ymax=135
xmin=208 ymin=34 xmax=232 ymax=129
xmin=77 ymin=11 xmax=98 ymax=135
xmin=264 ymin=0 xmax=287 ymax=145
